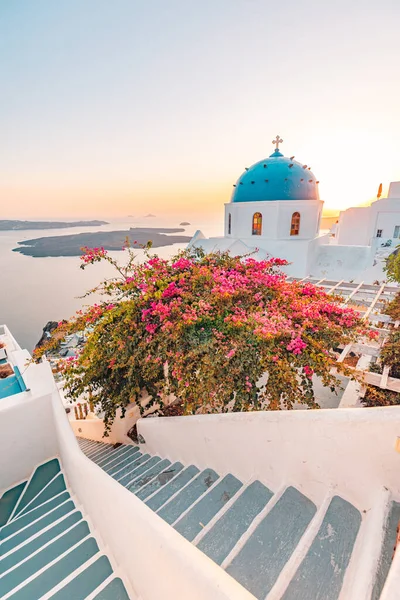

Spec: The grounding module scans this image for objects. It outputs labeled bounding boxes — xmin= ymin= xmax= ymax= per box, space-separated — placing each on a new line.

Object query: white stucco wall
xmin=191 ymin=235 xmax=314 ymax=277
xmin=195 ymin=233 xmax=376 ymax=280
xmin=336 ymin=195 xmax=400 ymax=247
xmin=224 ymin=199 xmax=323 ymax=241
xmin=138 ymin=407 xmax=400 ymax=509
xmin=375 ymin=210 xmax=400 ymax=242
xmin=336 ymin=207 xmax=371 ymax=246
xmin=70 ymin=404 xmax=140 ymax=445
xmin=0 ymin=393 xmax=58 ymax=493
xmin=388 ymin=182 xmax=400 ymax=198
xmin=0 ymin=325 xmax=22 ymax=352
xmin=310 ymin=243 xmax=373 ymax=280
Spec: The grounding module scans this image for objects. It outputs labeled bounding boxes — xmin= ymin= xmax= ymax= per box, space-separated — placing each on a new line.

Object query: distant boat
xmin=180 ymin=222 xmax=191 ymax=226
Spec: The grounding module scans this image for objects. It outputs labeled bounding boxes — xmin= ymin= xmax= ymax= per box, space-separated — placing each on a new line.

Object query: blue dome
xmin=231 ymin=149 xmax=319 ymax=203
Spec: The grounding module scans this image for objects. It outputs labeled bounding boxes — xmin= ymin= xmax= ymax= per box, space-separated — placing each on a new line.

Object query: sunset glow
xmin=1 ymin=0 xmax=399 ymax=219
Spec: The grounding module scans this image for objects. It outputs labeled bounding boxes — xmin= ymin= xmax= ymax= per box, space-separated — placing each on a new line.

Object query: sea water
xmin=0 ymin=217 xmax=223 ymax=351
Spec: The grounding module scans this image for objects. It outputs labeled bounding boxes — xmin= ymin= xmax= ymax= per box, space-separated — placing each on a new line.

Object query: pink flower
xmin=367 ymin=330 xmax=379 ymax=339
xmin=301 ymin=283 xmax=317 ymax=296
xmin=286 ymin=336 xmax=307 ymax=355
xmin=172 ymin=257 xmax=193 ymax=270
xmin=80 ymin=246 xmax=107 ymax=265
xmin=303 ymin=365 xmax=314 ymax=378
xmin=162 ymin=282 xmax=180 ymax=298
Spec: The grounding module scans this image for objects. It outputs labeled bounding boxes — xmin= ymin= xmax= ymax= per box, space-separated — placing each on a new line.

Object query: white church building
xmin=190 ymin=136 xmax=400 ymax=282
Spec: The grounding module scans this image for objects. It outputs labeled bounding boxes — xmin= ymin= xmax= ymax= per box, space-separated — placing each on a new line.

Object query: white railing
xmin=0 ymin=324 xmax=22 ymax=353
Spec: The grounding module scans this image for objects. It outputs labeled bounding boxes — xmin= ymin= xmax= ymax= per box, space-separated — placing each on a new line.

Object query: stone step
xmin=1 ymin=492 xmax=71 ymax=541
xmin=12 ymin=459 xmax=61 ymax=519
xmin=157 ymin=468 xmax=220 ymax=525
xmin=1 ymin=499 xmax=76 ymax=553
xmin=96 ymin=447 xmax=132 ymax=470
xmin=76 ymin=439 xmax=94 ymax=450
xmin=103 ymin=448 xmax=140 ymax=477
xmin=174 ymin=474 xmax=243 ymax=542
xmin=225 ymin=486 xmax=317 ymax=599
xmin=6 ymin=538 xmax=100 ymax=600
xmin=128 ymin=459 xmax=171 ymax=494
xmin=49 ymin=555 xmax=113 ymax=600
xmin=119 ymin=456 xmax=160 ymax=488
xmin=0 ymin=521 xmax=91 ymax=596
xmin=111 ymin=452 xmax=144 ymax=482
xmin=372 ymin=500 xmax=400 ymax=600
xmin=77 ymin=438 xmax=364 ymax=600
xmin=115 ymin=454 xmax=150 ymax=486
xmin=196 ymin=480 xmax=273 ymax=565
xmin=282 ymin=495 xmax=362 ymax=600
xmin=17 ymin=474 xmax=67 ymax=519
xmin=145 ymin=465 xmax=200 ymax=511
xmin=83 ymin=444 xmax=114 ymax=462
xmin=123 ymin=457 xmax=163 ymax=488
xmin=135 ymin=462 xmax=184 ymax=501
xmin=1 ymin=458 xmax=131 ymax=599
xmin=85 ymin=448 xmax=115 ymax=464
xmin=0 ymin=483 xmax=27 ymax=527
xmin=0 ymin=511 xmax=83 ymax=575
xmin=93 ymin=577 xmax=130 ymax=599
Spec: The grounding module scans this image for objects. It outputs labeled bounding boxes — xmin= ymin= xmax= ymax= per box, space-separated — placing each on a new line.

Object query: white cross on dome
xmin=272 ymin=135 xmax=283 ymax=150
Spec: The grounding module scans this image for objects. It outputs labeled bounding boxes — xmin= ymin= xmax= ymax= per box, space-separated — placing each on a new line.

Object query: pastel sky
xmin=1 ymin=0 xmax=400 ymax=219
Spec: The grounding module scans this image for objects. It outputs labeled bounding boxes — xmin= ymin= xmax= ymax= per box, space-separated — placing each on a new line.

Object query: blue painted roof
xmin=231 ymin=149 xmax=319 ymax=203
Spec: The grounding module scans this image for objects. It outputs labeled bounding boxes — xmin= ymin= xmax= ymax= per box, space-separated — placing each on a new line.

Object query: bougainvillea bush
xmin=361 ymin=385 xmax=400 ymax=408
xmin=380 ymin=330 xmax=400 ymax=379
xmin=384 ymin=292 xmax=400 ymax=322
xmin=384 ymin=248 xmax=400 ymax=284
xmin=35 ymin=245 xmax=365 ymax=431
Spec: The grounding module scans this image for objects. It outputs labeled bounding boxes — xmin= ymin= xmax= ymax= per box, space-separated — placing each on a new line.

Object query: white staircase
xmin=78 ymin=437 xmax=389 ymax=600
xmin=0 ymin=458 xmax=131 ymax=599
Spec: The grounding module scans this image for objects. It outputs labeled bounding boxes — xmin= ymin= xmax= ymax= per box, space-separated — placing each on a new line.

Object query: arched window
xmin=252 ymin=212 xmax=262 ymax=236
xmin=290 ymin=212 xmax=300 ymax=236
xmin=228 ymin=213 xmax=232 ymax=234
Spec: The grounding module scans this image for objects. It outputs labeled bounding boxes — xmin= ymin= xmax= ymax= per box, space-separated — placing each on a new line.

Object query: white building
xmin=190 ymin=137 xmax=400 ymax=283
xmin=336 ymin=182 xmax=400 ymax=247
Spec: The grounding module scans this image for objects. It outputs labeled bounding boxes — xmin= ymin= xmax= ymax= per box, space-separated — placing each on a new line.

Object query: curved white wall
xmin=138 ymin=407 xmax=400 ymax=508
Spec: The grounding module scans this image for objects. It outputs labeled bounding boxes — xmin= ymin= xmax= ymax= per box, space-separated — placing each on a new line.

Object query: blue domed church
xmin=190 ymin=135 xmax=400 ymax=281
xmin=231 ymin=139 xmax=319 ymax=204
xmin=190 ymin=136 xmax=324 ymax=277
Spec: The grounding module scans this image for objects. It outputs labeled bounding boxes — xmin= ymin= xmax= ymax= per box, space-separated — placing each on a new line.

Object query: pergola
xmin=288 ymin=278 xmax=400 ymax=398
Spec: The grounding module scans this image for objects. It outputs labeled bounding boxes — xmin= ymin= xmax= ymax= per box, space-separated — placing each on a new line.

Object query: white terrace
xmin=288 ymin=279 xmax=400 ymax=402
